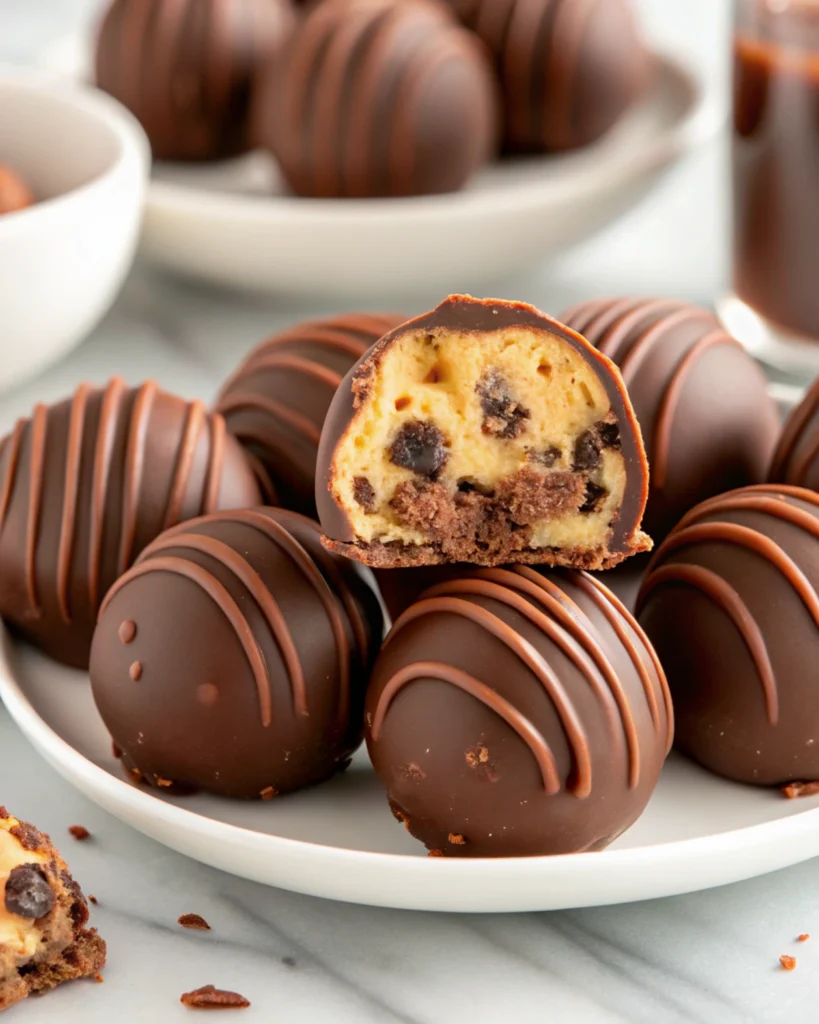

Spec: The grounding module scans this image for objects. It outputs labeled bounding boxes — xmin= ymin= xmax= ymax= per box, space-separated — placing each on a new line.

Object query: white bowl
xmin=0 ymin=67 xmax=149 ymax=392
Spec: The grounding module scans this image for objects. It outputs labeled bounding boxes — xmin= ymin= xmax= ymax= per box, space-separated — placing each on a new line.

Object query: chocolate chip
xmin=388 ymin=420 xmax=449 ymax=478
xmin=476 ymin=369 xmax=530 ymax=439
xmin=599 ymin=421 xmax=621 ymax=450
xmin=579 ymin=482 xmax=608 ymax=514
xmin=353 ymin=476 xmax=377 ymax=512
xmin=529 ymin=446 xmax=562 ymax=468
xmin=573 ymin=429 xmax=602 ymax=470
xmin=4 ymin=864 xmax=55 ymax=919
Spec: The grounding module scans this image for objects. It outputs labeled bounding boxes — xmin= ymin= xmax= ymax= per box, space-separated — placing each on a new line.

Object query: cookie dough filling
xmin=0 ymin=809 xmax=106 ymax=1012
xmin=320 ymin=298 xmax=651 ymax=569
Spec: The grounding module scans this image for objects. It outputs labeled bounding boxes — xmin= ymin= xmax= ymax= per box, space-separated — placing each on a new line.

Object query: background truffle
xmin=769 ymin=376 xmax=819 ymax=491
xmin=0 ymin=379 xmax=260 ymax=668
xmin=561 ymin=297 xmax=780 ymax=540
xmin=445 ymin=0 xmax=650 ymax=152
xmin=637 ymin=484 xmax=819 ymax=786
xmin=0 ymin=165 xmax=34 ymax=215
xmin=90 ymin=508 xmax=384 ymax=799
xmin=365 ymin=566 xmax=672 ymax=857
xmin=254 ymin=0 xmax=499 ymax=198
xmin=95 ymin=0 xmax=296 ymax=161
xmin=216 ymin=313 xmax=403 ymax=515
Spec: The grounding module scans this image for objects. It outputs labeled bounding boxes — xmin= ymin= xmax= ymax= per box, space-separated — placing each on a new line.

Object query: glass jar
xmin=720 ymin=0 xmax=819 ymax=372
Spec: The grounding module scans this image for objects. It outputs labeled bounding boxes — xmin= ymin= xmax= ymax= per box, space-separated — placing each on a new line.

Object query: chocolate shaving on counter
xmin=69 ymin=825 xmax=91 ymax=841
xmin=179 ymin=914 xmax=211 ymax=931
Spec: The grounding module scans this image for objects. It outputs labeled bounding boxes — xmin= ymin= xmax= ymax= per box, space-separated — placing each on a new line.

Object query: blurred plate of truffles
xmin=42 ymin=0 xmax=722 ymax=299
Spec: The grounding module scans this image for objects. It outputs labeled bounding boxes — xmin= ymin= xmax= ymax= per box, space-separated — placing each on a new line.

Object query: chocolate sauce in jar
xmin=733 ymin=1 xmax=819 ymax=340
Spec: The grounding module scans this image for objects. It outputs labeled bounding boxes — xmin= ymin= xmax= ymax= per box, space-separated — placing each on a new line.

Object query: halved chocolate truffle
xmin=254 ymin=0 xmax=499 ymax=197
xmin=561 ymin=297 xmax=780 ymax=540
xmin=0 ymin=379 xmax=261 ymax=668
xmin=90 ymin=508 xmax=383 ymax=798
xmin=317 ymin=295 xmax=651 ymax=570
xmin=365 ymin=567 xmax=672 ymax=857
xmin=637 ymin=485 xmax=819 ymax=786
xmin=445 ymin=0 xmax=650 ymax=152
xmin=95 ymin=0 xmax=296 ymax=161
xmin=216 ymin=313 xmax=404 ymax=515
xmin=770 ymin=376 xmax=819 ymax=491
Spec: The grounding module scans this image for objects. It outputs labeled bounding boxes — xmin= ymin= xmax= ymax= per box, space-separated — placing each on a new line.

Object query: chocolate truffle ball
xmin=216 ymin=313 xmax=404 ymax=516
xmin=770 ymin=376 xmax=819 ymax=491
xmin=365 ymin=566 xmax=672 ymax=857
xmin=637 ymin=485 xmax=819 ymax=786
xmin=90 ymin=508 xmax=384 ymax=798
xmin=0 ymin=165 xmax=34 ymax=215
xmin=561 ymin=297 xmax=780 ymax=540
xmin=0 ymin=379 xmax=261 ymax=668
xmin=317 ymin=294 xmax=651 ymax=570
xmin=95 ymin=0 xmax=296 ymax=161
xmin=255 ymin=0 xmax=499 ymax=198
xmin=445 ymin=0 xmax=649 ymax=152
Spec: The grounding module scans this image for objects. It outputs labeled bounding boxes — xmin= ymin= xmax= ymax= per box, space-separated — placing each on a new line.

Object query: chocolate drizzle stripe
xmin=770 ymin=378 xmax=819 ymax=481
xmin=652 ymin=330 xmax=740 ymax=488
xmin=57 ymin=385 xmax=91 ymax=624
xmin=673 ymin=484 xmax=819 ymax=531
xmin=431 ymin=572 xmax=641 ymax=788
xmin=232 ymin=353 xmax=344 ymax=391
xmin=559 ymin=296 xmax=617 ymax=336
xmin=676 ymin=493 xmax=819 ymax=541
xmin=638 ymin=564 xmax=778 ymax=724
xmin=652 ymin=522 xmax=819 ymax=629
xmin=592 ymin=299 xmax=688 ymax=362
xmin=0 ymin=418 xmax=26 ymax=532
xmin=615 ymin=306 xmax=714 ymax=383
xmin=371 ymin=660 xmax=561 ymax=794
xmin=157 ymin=509 xmax=352 ymax=724
xmin=388 ymin=595 xmax=592 ymax=797
xmin=118 ymin=381 xmax=158 ymax=574
xmin=89 ymin=378 xmax=127 ymax=609
xmin=163 ymin=400 xmax=206 ymax=529
xmin=203 ymin=413 xmax=226 ymax=515
xmin=100 ymin=555 xmax=274 ymax=727
xmin=143 ymin=532 xmax=307 ymax=717
xmin=567 ymin=296 xmax=647 ymax=347
xmin=548 ymin=0 xmax=597 ymax=149
xmin=789 ymin=430 xmax=819 ymax=487
xmin=571 ymin=570 xmax=674 ymax=752
xmin=25 ymin=404 xmax=48 ymax=617
xmin=217 ymin=393 xmax=323 ymax=446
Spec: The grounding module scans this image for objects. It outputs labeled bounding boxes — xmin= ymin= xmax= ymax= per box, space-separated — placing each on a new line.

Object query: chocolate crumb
xmin=260 ymin=786 xmax=278 ymax=801
xmin=782 ymin=781 xmax=819 ymax=799
xmin=799 ymin=934 xmax=810 ymax=942
xmin=129 ymin=660 xmax=143 ymax=681
xmin=89 ymin=895 xmax=98 ymax=905
xmin=118 ymin=619 xmax=137 ymax=644
xmin=127 ymin=767 xmax=146 ymax=785
xmin=179 ymin=913 xmax=211 ymax=931
xmin=448 ymin=833 xmax=465 ymax=845
xmin=94 ymin=973 xmax=104 ymax=983
xmin=4 ymin=864 xmax=55 ymax=919
xmin=780 ymin=954 xmax=797 ymax=971
xmin=573 ymin=429 xmax=602 ymax=471
xmin=353 ymin=476 xmax=377 ymax=512
xmin=180 ymin=985 xmax=250 ymax=1009
xmin=476 ymin=369 xmax=530 ymax=439
xmin=428 ymin=849 xmax=444 ymax=858
xmin=282 ymin=956 xmax=296 ymax=969
xmin=68 ymin=825 xmax=91 ymax=841
xmin=156 ymin=777 xmax=174 ymax=788
xmin=399 ymin=763 xmax=426 ymax=781
xmin=388 ymin=420 xmax=449 ymax=478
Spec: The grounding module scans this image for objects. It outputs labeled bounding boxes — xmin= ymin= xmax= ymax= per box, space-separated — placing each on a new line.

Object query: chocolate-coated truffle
xmin=637 ymin=485 xmax=819 ymax=786
xmin=0 ymin=379 xmax=261 ymax=668
xmin=0 ymin=165 xmax=34 ymax=215
xmin=90 ymin=508 xmax=383 ymax=798
xmin=317 ymin=294 xmax=651 ymax=570
xmin=95 ymin=0 xmax=296 ymax=161
xmin=770 ymin=376 xmax=819 ymax=491
xmin=216 ymin=313 xmax=404 ymax=515
xmin=561 ymin=297 xmax=780 ymax=540
xmin=365 ymin=566 xmax=672 ymax=857
xmin=445 ymin=0 xmax=649 ymax=152
xmin=255 ymin=0 xmax=499 ymax=198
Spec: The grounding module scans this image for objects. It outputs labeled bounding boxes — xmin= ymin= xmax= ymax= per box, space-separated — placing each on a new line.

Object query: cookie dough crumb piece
xmin=780 ymin=955 xmax=797 ymax=971
xmin=181 ymin=984 xmax=250 ymax=1009
xmin=179 ymin=913 xmax=211 ymax=931
xmin=68 ymin=825 xmax=91 ymax=841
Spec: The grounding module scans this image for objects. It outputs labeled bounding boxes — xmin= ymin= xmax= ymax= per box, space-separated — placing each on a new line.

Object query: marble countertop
xmin=2 ymin=1 xmax=818 ymax=1021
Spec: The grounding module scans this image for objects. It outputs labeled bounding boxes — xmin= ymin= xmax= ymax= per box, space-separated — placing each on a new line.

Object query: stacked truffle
xmin=94 ymin=0 xmax=651 ymax=198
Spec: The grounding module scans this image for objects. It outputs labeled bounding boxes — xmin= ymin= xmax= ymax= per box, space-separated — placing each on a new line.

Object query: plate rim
xmin=5 ymin=627 xmax=819 ymax=913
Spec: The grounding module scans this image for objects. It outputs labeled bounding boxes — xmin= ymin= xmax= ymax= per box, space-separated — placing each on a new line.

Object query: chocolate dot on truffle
xmin=197 ymin=683 xmax=220 ymax=706
xmin=4 ymin=864 xmax=55 ymax=919
xmin=118 ymin=620 xmax=137 ymax=644
xmin=129 ymin=661 xmax=143 ymax=682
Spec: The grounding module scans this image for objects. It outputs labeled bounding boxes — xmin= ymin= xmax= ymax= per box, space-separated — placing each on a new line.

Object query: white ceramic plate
xmin=43 ymin=36 xmax=722 ymax=299
xmin=4 ymin=620 xmax=819 ymax=914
